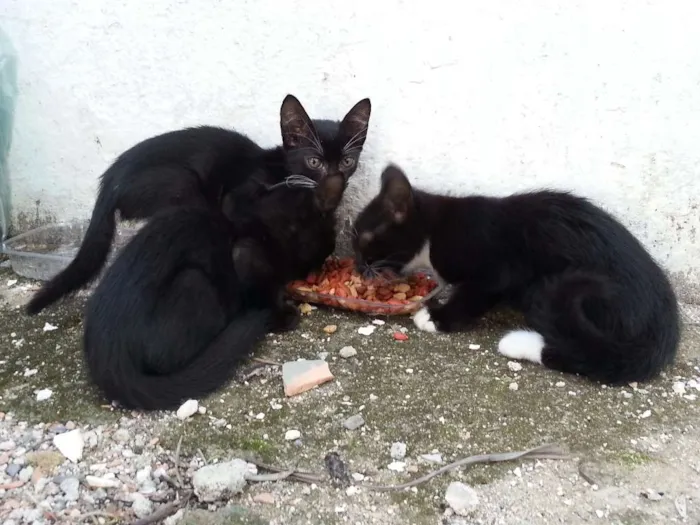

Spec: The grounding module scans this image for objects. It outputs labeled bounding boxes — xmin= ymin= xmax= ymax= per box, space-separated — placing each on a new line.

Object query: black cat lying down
xmin=84 ymin=182 xmax=339 ymax=410
xmin=353 ymin=165 xmax=680 ymax=384
xmin=27 ymin=94 xmax=371 ymax=314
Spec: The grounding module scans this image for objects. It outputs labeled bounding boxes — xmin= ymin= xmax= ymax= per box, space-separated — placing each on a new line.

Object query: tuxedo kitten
xmin=84 ymin=179 xmax=340 ymax=410
xmin=352 ymin=165 xmax=680 ymax=384
xmin=27 ymin=94 xmax=371 ymax=314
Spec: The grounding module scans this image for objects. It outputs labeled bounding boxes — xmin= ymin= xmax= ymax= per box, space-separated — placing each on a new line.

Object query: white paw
xmin=412 ymin=308 xmax=437 ymax=333
xmin=497 ymin=330 xmax=544 ymax=364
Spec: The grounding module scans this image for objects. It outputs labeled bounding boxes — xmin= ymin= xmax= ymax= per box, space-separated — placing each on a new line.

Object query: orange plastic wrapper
xmin=286 ymin=257 xmax=440 ymax=316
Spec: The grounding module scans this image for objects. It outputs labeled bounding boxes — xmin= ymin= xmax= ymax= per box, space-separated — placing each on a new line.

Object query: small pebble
xmin=176 ymin=399 xmax=199 ymax=420
xmin=468 ymin=343 xmax=481 ymax=350
xmin=343 ymin=414 xmax=365 ymax=430
xmin=132 ymin=493 xmax=154 ymax=518
xmin=509 ymin=382 xmax=519 ymax=391
xmin=390 ymin=442 xmax=407 ymax=460
xmin=43 ymin=322 xmax=58 ymax=331
xmin=639 ymin=410 xmax=652 ymax=419
xmin=285 ymin=429 xmax=301 ymax=441
xmin=372 ymin=319 xmax=385 ymax=325
xmin=6 ymin=463 xmax=21 ymax=477
xmin=352 ymin=472 xmax=365 ymax=481
xmin=323 ymin=324 xmax=338 ymax=334
xmin=357 ymin=325 xmax=375 ymax=336
xmin=113 ymin=429 xmax=130 ymax=443
xmin=35 ymin=388 xmax=52 ymax=401
xmin=445 ymin=481 xmax=480 ymax=515
xmin=393 ymin=332 xmax=409 ymax=341
xmin=339 ymin=346 xmax=358 ymax=359
xmin=346 ymin=486 xmax=360 ymax=496
xmin=387 ymin=461 xmax=406 ymax=472
xmin=507 ymin=361 xmax=523 ymax=372
xmin=253 ymin=492 xmax=275 ymax=504
xmin=60 ymin=477 xmax=80 ymax=501
xmin=555 ymin=381 xmax=566 ymax=387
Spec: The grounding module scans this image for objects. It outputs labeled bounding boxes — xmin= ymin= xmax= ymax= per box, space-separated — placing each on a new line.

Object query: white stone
xmin=507 ymin=361 xmax=523 ymax=372
xmin=469 ymin=344 xmax=481 ymax=350
xmin=445 ymin=481 xmax=479 ymax=515
xmin=390 ymin=442 xmax=407 ymax=460
xmin=43 ymin=322 xmax=58 ymax=331
xmin=85 ymin=475 xmax=120 ymax=488
xmin=419 ymin=453 xmax=444 ymax=464
xmin=509 ymin=382 xmax=519 ymax=391
xmin=372 ymin=319 xmax=385 ymax=325
xmin=285 ymin=429 xmax=301 ymax=441
xmin=35 ymin=388 xmax=52 ymax=401
xmin=672 ymin=381 xmax=686 ymax=395
xmin=192 ymin=459 xmax=250 ymax=502
xmin=132 ymin=493 xmax=154 ymax=518
xmin=176 ymin=399 xmax=199 ymax=420
xmin=357 ymin=326 xmax=375 ymax=336
xmin=53 ymin=429 xmax=84 ymax=463
xmin=339 ymin=346 xmax=358 ymax=358
xmin=387 ymin=461 xmax=406 ymax=472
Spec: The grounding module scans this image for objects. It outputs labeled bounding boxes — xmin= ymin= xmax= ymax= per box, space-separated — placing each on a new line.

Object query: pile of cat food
xmin=287 ymin=257 xmax=439 ymax=315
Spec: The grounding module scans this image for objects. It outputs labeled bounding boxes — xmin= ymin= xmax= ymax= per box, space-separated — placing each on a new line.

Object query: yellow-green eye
xmin=306 ymin=157 xmax=322 ymax=169
xmin=341 ymin=156 xmax=355 ymax=168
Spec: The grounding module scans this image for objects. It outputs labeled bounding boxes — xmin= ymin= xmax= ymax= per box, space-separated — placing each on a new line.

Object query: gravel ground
xmin=1 ymin=266 xmax=699 ymax=525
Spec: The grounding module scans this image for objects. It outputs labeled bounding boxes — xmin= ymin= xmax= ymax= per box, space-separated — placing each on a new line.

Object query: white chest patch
xmin=402 ymin=241 xmax=434 ymax=274
xmin=402 ymin=241 xmax=444 ymax=286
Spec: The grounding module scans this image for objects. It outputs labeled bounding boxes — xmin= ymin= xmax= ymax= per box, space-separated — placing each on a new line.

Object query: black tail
xmin=517 ymin=271 xmax=680 ymax=384
xmin=91 ymin=310 xmax=271 ymax=411
xmin=26 ymin=180 xmax=118 ymax=315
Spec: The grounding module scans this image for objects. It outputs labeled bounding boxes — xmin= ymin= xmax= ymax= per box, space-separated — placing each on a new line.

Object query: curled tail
xmin=26 ymin=180 xmax=118 ymax=315
xmin=498 ymin=271 xmax=679 ymax=384
xmin=88 ymin=310 xmax=271 ymax=411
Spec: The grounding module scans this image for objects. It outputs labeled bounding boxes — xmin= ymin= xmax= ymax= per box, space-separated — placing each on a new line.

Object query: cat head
xmin=280 ymin=94 xmax=371 ymax=212
xmin=352 ymin=164 xmax=427 ymax=274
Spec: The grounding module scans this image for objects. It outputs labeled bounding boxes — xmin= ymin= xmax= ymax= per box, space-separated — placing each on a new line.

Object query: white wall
xmin=2 ymin=0 xmax=699 ymax=301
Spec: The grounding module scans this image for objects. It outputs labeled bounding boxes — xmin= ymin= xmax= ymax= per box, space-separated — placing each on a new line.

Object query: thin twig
xmin=364 ymin=443 xmax=570 ymax=492
xmin=252 ymin=357 xmax=282 ymax=366
xmin=128 ymin=492 xmax=192 ymax=525
xmin=245 ymin=469 xmax=296 ymax=482
xmin=77 ymin=511 xmax=122 ymax=523
xmin=173 ymin=436 xmax=184 ymax=488
xmin=244 ymin=457 xmax=325 ymax=484
xmin=578 ymin=461 xmax=598 ymax=486
xmin=197 ymin=448 xmax=208 ymax=465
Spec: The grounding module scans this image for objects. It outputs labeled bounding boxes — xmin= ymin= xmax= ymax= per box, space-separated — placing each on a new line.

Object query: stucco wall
xmin=1 ymin=0 xmax=699 ymax=301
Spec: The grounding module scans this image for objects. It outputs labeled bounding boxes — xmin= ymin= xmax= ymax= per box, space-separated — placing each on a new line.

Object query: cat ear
xmin=380 ymin=164 xmax=413 ymax=224
xmin=280 ymin=94 xmax=321 ymax=151
xmin=339 ymin=98 xmax=371 ymax=151
xmin=314 ymin=173 xmax=346 ymax=213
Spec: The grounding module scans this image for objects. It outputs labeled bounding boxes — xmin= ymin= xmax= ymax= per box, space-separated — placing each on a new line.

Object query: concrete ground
xmin=1 ymin=265 xmax=699 ymax=525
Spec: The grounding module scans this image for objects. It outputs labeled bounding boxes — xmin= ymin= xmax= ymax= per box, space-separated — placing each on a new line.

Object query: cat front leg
xmin=269 ymin=286 xmax=301 ymax=333
xmin=413 ymin=284 xmax=500 ymax=333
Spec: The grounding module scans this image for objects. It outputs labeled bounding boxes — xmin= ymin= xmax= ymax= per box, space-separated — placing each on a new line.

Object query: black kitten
xmin=27 ymin=94 xmax=371 ymax=314
xmin=353 ymin=165 xmax=680 ymax=384
xmin=84 ymin=182 xmax=339 ymax=410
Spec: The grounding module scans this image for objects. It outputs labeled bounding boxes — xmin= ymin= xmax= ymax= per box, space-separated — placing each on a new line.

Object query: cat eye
xmin=340 ymin=156 xmax=355 ymax=169
xmin=306 ymin=157 xmax=323 ymax=169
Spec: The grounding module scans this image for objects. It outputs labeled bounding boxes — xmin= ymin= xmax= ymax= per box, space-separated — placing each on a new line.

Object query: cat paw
xmin=412 ymin=308 xmax=437 ymax=333
xmin=271 ymin=304 xmax=301 ymax=333
xmin=497 ymin=330 xmax=545 ymax=364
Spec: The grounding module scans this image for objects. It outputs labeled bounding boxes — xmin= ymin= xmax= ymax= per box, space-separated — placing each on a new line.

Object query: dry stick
xmin=251 ymin=357 xmax=282 ymax=366
xmin=244 ymin=457 xmax=325 ymax=484
xmin=364 ymin=443 xmax=570 ymax=492
xmin=173 ymin=435 xmax=184 ymax=489
xmin=128 ymin=492 xmax=192 ymax=525
xmin=246 ymin=469 xmax=296 ymax=482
